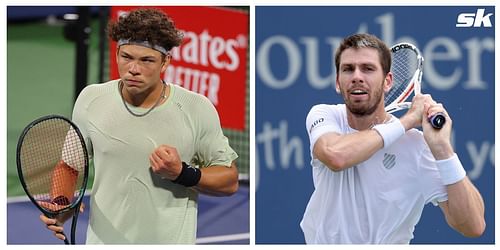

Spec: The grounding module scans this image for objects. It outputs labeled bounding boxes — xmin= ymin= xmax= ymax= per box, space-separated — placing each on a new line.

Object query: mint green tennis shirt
xmin=72 ymin=79 xmax=238 ymax=244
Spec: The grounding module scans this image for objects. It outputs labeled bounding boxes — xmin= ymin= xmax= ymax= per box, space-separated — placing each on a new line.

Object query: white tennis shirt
xmin=300 ymin=104 xmax=448 ymax=244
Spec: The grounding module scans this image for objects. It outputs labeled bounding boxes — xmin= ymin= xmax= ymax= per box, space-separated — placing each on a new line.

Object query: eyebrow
xmin=120 ymin=50 xmax=158 ymax=60
xmin=341 ymin=62 xmax=378 ymax=68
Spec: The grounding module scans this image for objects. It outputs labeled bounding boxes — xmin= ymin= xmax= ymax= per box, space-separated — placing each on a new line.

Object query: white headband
xmin=117 ymin=39 xmax=168 ymax=55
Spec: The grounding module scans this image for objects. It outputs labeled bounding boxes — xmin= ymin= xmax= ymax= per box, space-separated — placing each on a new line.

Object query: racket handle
xmin=63 ymin=236 xmax=70 ymax=245
xmin=429 ymin=112 xmax=446 ymax=129
xmin=55 ymin=229 xmax=69 ymax=244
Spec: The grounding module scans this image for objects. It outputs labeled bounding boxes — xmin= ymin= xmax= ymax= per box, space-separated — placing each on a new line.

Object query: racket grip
xmin=63 ymin=234 xmax=70 ymax=245
xmin=51 ymin=225 xmax=69 ymax=244
xmin=429 ymin=112 xmax=446 ymax=129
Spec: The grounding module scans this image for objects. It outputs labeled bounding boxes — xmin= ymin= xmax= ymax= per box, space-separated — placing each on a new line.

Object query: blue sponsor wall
xmin=256 ymin=6 xmax=494 ymax=244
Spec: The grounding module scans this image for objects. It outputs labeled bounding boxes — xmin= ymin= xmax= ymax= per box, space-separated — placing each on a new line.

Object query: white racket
xmin=385 ymin=42 xmax=445 ymax=129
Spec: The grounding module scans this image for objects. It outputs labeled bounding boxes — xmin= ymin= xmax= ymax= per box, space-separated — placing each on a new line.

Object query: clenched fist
xmin=149 ymin=145 xmax=183 ymax=180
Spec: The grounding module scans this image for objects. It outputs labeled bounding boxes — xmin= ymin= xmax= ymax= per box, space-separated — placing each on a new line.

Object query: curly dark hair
xmin=108 ymin=8 xmax=184 ymax=52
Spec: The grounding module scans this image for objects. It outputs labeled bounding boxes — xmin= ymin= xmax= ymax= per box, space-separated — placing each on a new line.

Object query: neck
xmin=346 ymin=106 xmax=389 ymax=131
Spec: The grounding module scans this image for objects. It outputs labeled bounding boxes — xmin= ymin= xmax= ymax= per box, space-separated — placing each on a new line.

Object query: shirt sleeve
xmin=71 ymin=86 xmax=94 ymax=159
xmin=306 ymin=104 xmax=343 ymax=153
xmin=417 ymin=140 xmax=448 ymax=206
xmin=192 ymin=96 xmax=238 ymax=168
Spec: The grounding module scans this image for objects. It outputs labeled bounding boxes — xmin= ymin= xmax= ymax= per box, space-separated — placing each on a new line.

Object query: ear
xmin=383 ymin=72 xmax=393 ymax=93
xmin=335 ymin=75 xmax=341 ymax=94
xmin=161 ymin=54 xmax=171 ymax=72
xmin=115 ymin=47 xmax=120 ymax=64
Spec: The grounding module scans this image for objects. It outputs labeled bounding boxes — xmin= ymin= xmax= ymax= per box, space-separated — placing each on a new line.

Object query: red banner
xmin=109 ymin=6 xmax=248 ymax=131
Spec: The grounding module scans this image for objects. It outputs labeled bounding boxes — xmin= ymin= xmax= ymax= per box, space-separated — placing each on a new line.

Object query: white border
xmin=3 ymin=1 xmax=498 ymax=249
xmin=249 ymin=4 xmax=256 ymax=246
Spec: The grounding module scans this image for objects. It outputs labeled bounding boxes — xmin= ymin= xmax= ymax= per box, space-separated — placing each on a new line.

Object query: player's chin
xmin=347 ymin=103 xmax=377 ymax=116
xmin=123 ymin=85 xmax=146 ymax=95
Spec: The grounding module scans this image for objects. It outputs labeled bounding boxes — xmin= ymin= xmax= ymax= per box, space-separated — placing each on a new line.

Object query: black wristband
xmin=172 ymin=162 xmax=202 ymax=187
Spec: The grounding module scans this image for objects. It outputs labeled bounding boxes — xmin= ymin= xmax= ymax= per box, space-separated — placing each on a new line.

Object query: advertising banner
xmin=110 ymin=6 xmax=248 ymax=130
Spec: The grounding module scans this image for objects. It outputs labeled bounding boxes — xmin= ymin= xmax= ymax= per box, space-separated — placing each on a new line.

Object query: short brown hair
xmin=335 ymin=33 xmax=391 ymax=76
xmin=107 ymin=8 xmax=183 ymax=52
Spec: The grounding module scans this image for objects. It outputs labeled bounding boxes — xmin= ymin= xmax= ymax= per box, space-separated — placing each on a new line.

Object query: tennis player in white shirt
xmin=300 ymin=33 xmax=485 ymax=244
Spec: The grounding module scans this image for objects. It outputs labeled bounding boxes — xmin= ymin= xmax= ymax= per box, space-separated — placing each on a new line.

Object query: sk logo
xmin=383 ymin=153 xmax=396 ymax=169
xmin=456 ymin=9 xmax=494 ymax=28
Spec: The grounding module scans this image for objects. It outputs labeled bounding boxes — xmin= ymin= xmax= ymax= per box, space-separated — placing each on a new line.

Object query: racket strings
xmin=385 ymin=48 xmax=419 ymax=105
xmin=19 ymin=118 xmax=86 ymax=212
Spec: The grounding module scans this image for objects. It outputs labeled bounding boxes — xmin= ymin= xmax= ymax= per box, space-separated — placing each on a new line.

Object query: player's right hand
xmin=402 ymin=94 xmax=433 ymax=129
xmin=38 ymin=202 xmax=85 ymax=240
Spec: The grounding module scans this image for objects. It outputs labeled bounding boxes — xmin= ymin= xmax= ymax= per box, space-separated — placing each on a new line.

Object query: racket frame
xmin=16 ymin=114 xmax=89 ymax=244
xmin=385 ymin=42 xmax=424 ymax=114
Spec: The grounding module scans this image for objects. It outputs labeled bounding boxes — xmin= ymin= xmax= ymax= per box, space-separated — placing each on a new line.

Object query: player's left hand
xmin=422 ymin=102 xmax=454 ymax=160
xmin=149 ymin=145 xmax=183 ymax=180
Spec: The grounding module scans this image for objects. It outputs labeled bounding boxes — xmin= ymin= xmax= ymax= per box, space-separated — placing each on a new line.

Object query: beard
xmin=341 ymin=81 xmax=385 ymax=117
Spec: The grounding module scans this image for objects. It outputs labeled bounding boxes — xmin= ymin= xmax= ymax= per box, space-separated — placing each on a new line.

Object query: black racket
xmin=16 ymin=115 xmax=89 ymax=244
xmin=385 ymin=42 xmax=446 ymax=129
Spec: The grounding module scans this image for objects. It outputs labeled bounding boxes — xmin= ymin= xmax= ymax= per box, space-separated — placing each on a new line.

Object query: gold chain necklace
xmin=119 ymin=80 xmax=166 ymax=117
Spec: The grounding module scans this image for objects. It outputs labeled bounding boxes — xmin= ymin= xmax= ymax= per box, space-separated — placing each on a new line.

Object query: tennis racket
xmin=16 ymin=115 xmax=89 ymax=244
xmin=385 ymin=42 xmax=446 ymax=129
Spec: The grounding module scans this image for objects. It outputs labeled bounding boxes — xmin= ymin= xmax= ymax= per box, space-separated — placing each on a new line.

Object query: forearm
xmin=314 ymin=130 xmax=384 ymax=171
xmin=316 ymin=117 xmax=407 ymax=171
xmin=195 ymin=162 xmax=239 ymax=196
xmin=444 ymin=177 xmax=485 ymax=237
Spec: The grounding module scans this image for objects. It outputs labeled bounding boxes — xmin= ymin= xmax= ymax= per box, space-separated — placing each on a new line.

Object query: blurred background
xmin=7 ymin=6 xmax=249 ymax=244
xmin=255 ymin=6 xmax=494 ymax=244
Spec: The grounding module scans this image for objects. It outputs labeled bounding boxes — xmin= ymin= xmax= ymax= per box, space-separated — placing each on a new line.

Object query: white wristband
xmin=372 ymin=118 xmax=405 ymax=149
xmin=435 ymin=153 xmax=466 ymax=185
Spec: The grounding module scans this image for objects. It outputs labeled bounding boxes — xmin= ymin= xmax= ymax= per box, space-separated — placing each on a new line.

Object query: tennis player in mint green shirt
xmin=40 ymin=8 xmax=239 ymax=244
